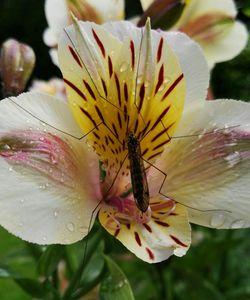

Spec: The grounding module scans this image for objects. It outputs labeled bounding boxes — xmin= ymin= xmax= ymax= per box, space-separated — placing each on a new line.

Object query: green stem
xmin=62 ymin=229 xmax=102 ymax=300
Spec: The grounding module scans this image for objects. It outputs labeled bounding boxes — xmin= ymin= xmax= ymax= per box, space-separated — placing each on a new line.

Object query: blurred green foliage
xmin=0 ymin=0 xmax=249 ymax=299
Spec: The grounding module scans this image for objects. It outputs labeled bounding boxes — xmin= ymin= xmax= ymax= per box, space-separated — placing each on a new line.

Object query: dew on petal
xmin=230 ymin=219 xmax=245 ymax=229
xmin=66 ymin=222 xmax=75 ymax=232
xmin=210 ymin=212 xmax=226 ymax=228
xmin=119 ymin=62 xmax=128 ymax=72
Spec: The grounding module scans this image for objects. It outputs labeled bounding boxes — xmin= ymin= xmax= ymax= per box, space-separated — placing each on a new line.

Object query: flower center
xmin=104 ymin=194 xmax=176 ymax=231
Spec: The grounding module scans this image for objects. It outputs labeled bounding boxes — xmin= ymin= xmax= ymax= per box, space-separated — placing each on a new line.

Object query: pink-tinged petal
xmin=99 ymin=197 xmax=191 ymax=263
xmin=0 ymin=93 xmax=101 ymax=244
xmin=151 ymin=99 xmax=250 ymax=229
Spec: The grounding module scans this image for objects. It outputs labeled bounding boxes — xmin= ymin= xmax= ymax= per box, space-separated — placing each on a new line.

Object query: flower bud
xmin=0 ymin=39 xmax=36 ymax=97
xmin=137 ymin=0 xmax=185 ymax=29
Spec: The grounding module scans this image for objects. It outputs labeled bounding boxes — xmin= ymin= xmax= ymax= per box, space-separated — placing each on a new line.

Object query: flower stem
xmin=62 ymin=228 xmax=102 ymax=300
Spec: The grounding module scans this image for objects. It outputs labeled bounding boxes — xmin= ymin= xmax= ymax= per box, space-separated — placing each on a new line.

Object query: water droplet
xmin=2 ymin=144 xmax=11 ymax=150
xmin=8 ymin=167 xmax=13 ymax=172
xmin=39 ymin=184 xmax=46 ymax=190
xmin=210 ymin=213 xmax=226 ymax=228
xmin=225 ymin=151 xmax=241 ymax=167
xmin=54 ymin=210 xmax=58 ymax=217
xmin=20 ymin=199 xmax=25 ymax=204
xmin=136 ymin=75 xmax=143 ymax=85
xmin=39 ymin=137 xmax=45 ymax=141
xmin=66 ymin=222 xmax=75 ymax=232
xmin=42 ymin=236 xmax=47 ymax=242
xmin=119 ymin=62 xmax=128 ymax=72
xmin=231 ymin=219 xmax=245 ymax=229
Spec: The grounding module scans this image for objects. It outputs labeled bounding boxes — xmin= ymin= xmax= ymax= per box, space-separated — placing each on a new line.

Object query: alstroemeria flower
xmin=43 ymin=0 xmax=125 ymax=65
xmin=0 ymin=20 xmax=250 ymax=264
xmin=140 ymin=0 xmax=248 ymax=68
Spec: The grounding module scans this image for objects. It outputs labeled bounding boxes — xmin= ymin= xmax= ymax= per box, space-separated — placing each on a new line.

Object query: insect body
xmin=127 ymin=132 xmax=149 ymax=212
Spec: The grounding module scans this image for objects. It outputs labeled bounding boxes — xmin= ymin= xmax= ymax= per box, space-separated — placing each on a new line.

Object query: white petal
xmin=175 ymin=0 xmax=237 ymax=28
xmin=140 ymin=0 xmax=154 ymax=11
xmin=99 ymin=199 xmax=191 ymax=263
xmin=163 ymin=31 xmax=209 ymax=108
xmin=44 ymin=0 xmax=68 ymax=37
xmin=85 ymin=0 xmax=125 ymax=22
xmin=151 ymin=99 xmax=250 ymax=229
xmin=0 ymin=93 xmax=101 ymax=244
xmin=204 ymin=21 xmax=248 ymax=68
xmin=43 ymin=0 xmax=68 ymax=64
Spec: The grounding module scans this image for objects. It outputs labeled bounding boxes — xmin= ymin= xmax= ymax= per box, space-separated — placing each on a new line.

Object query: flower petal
xmin=99 ymin=198 xmax=191 ymax=263
xmin=44 ymin=0 xmax=68 ymax=47
xmin=152 ymin=99 xmax=250 ymax=229
xmin=0 ymin=93 xmax=101 ymax=244
xmin=175 ymin=0 xmax=247 ymax=67
xmin=202 ymin=21 xmax=248 ymax=68
xmin=163 ymin=31 xmax=209 ymax=108
xmin=59 ymin=20 xmax=185 ymax=181
xmin=140 ymin=0 xmax=154 ymax=11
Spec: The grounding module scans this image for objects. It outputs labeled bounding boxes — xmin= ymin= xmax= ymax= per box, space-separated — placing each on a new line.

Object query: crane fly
xmin=127 ymin=132 xmax=150 ymax=213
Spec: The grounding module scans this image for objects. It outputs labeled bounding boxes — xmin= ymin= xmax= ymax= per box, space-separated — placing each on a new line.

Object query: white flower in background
xmin=29 ymin=78 xmax=67 ymax=102
xmin=140 ymin=0 xmax=248 ymax=68
xmin=0 ymin=20 xmax=250 ymax=263
xmin=43 ymin=0 xmax=125 ymax=65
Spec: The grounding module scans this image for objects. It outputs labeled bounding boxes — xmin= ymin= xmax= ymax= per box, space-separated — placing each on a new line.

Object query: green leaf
xmin=14 ymin=278 xmax=50 ymax=299
xmin=37 ymin=245 xmax=64 ymax=277
xmin=100 ymin=256 xmax=134 ymax=300
xmin=0 ymin=265 xmax=50 ymax=299
xmin=0 ymin=266 xmax=17 ymax=278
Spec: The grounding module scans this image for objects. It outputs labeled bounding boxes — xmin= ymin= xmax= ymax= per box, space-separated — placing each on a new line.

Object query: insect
xmin=127 ymin=132 xmax=149 ymax=212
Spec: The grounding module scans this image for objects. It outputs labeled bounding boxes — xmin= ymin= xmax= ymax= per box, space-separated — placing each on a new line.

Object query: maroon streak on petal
xmin=154 ymin=220 xmax=170 ymax=227
xmin=146 ymin=247 xmax=155 ymax=260
xmin=108 ymin=56 xmax=113 ymax=78
xmin=170 ymin=234 xmax=188 ymax=247
xmin=157 ymin=37 xmax=164 ymax=63
xmin=64 ymin=78 xmax=86 ymax=101
xmin=155 ymin=64 xmax=164 ymax=95
xmin=68 ymin=45 xmax=82 ymax=68
xmin=83 ymin=80 xmax=96 ymax=100
xmin=143 ymin=223 xmax=152 ymax=232
xmin=161 ymin=73 xmax=184 ymax=101
xmin=130 ymin=40 xmax=135 ymax=70
xmin=134 ymin=231 xmax=142 ymax=246
xmin=92 ymin=28 xmax=105 ymax=57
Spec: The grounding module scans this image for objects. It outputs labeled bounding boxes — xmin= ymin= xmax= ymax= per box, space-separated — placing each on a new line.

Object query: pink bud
xmin=0 ymin=39 xmax=36 ymax=97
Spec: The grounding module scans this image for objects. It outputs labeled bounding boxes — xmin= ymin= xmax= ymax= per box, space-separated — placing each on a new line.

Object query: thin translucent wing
xmin=99 ymin=199 xmax=191 ymax=263
xmin=151 ymin=99 xmax=250 ymax=228
xmin=0 ymin=93 xmax=101 ymax=244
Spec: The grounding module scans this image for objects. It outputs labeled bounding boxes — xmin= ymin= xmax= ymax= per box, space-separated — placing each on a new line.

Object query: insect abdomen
xmin=127 ymin=132 xmax=149 ymax=212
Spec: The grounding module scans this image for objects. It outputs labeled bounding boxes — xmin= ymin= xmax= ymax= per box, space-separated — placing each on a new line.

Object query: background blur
xmin=0 ymin=0 xmax=249 ymax=299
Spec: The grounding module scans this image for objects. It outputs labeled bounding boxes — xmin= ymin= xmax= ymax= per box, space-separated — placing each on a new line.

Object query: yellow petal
xmin=99 ymin=198 xmax=191 ymax=263
xmin=58 ymin=20 xmax=185 ymax=182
